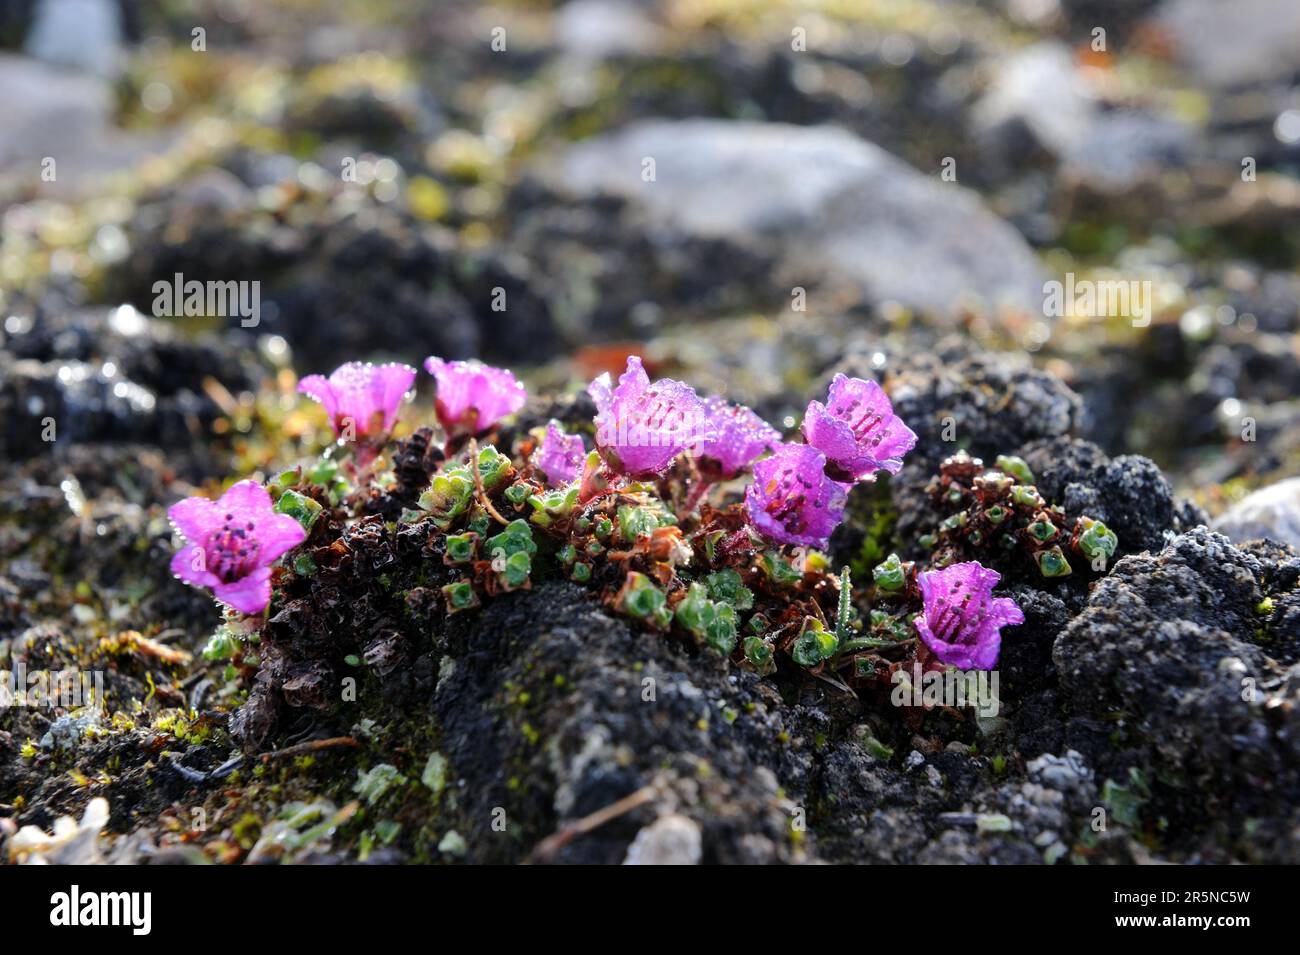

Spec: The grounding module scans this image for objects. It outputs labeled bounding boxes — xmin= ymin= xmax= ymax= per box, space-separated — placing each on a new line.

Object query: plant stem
xmin=683 ymin=477 xmax=714 ymax=514
xmin=468 ymin=436 xmax=511 ymax=526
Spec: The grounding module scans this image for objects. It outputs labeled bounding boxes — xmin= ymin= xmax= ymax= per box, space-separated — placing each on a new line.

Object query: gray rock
xmin=0 ymin=52 xmax=112 ymax=168
xmin=622 ymin=813 xmax=703 ymax=865
xmin=0 ymin=53 xmax=177 ymax=200
xmin=1027 ymin=750 xmax=1093 ymax=792
xmin=1158 ymin=0 xmax=1300 ymax=89
xmin=548 ymin=119 xmax=1047 ymax=314
xmin=1213 ymin=478 xmax=1300 ymax=549
xmin=24 ymin=0 xmax=123 ymax=77
xmin=973 ymin=42 xmax=1094 ymax=159
xmin=973 ymin=42 xmax=1191 ymax=191
xmin=1068 ymin=110 xmax=1191 ymax=192
xmin=555 ymin=0 xmax=664 ymax=62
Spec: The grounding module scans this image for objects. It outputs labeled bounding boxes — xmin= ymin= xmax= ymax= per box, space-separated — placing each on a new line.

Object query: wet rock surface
xmin=0 ymin=306 xmax=264 ymax=469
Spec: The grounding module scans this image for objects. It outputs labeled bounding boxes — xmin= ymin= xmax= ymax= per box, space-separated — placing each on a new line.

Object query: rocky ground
xmin=1 ymin=0 xmax=1299 ymax=864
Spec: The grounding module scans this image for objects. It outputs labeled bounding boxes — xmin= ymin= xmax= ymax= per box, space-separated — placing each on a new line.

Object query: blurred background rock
xmin=1 ymin=0 xmax=1297 ymax=511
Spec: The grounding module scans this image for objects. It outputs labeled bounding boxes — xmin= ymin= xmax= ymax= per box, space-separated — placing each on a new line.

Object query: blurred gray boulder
xmin=548 ymin=119 xmax=1046 ymax=315
xmin=0 ymin=52 xmax=112 ymax=168
xmin=24 ymin=0 xmax=123 ymax=78
xmin=1214 ymin=478 xmax=1300 ymax=549
xmin=972 ymin=41 xmax=1191 ymax=191
xmin=1157 ymin=0 xmax=1300 ymax=89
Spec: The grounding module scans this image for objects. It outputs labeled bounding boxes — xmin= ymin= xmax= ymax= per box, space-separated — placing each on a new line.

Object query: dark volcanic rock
xmin=1053 ymin=527 xmax=1300 ymax=861
xmin=1019 ymin=436 xmax=1187 ymax=555
xmin=431 ymin=582 xmax=814 ymax=864
xmin=886 ymin=347 xmax=1082 ymax=474
xmin=110 ymin=174 xmax=559 ymax=371
xmin=0 ymin=306 xmax=263 ymax=469
xmin=873 ymin=348 xmax=1198 ymax=580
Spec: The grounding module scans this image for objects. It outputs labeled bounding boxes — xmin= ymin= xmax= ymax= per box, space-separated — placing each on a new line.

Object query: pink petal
xmin=170 ymin=544 xmax=220 ymax=589
xmin=212 ymin=566 xmax=273 ymax=616
xmin=587 ymin=371 xmax=614 ymax=417
xmin=371 ymin=362 xmax=417 ymax=433
xmin=801 ymin=400 xmax=860 ymax=469
xmin=698 ymin=395 xmax=780 ymax=477
xmin=611 ymin=355 xmax=651 ymax=405
xmin=259 ymin=513 xmax=309 ymax=564
xmin=167 ymin=496 xmax=220 ymax=544
xmin=216 ymin=480 xmax=275 ymax=524
xmin=615 ymin=443 xmax=681 ymax=477
xmin=297 ymin=374 xmax=339 ymax=421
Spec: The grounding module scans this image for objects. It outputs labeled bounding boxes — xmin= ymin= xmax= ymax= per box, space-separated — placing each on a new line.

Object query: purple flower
xmin=802 ymin=374 xmax=917 ymax=481
xmin=744 ymin=443 xmax=851 ymax=548
xmin=533 ymin=421 xmax=585 ymax=486
xmin=587 ymin=356 xmax=709 ymax=477
xmin=698 ymin=395 xmax=781 ymax=479
xmin=424 ymin=357 xmax=527 ymax=439
xmin=914 ymin=562 xmax=1024 ymax=670
xmin=168 ymin=480 xmax=307 ymax=615
xmin=298 ymin=362 xmax=417 ymax=441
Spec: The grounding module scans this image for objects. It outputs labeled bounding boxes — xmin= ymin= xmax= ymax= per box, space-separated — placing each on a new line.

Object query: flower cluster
xmin=176 ymin=355 xmax=529 ymax=615
xmin=743 ymin=371 xmax=917 ymax=551
xmin=298 ymin=356 xmax=525 ymax=446
xmin=172 ymin=353 xmax=1022 ymax=689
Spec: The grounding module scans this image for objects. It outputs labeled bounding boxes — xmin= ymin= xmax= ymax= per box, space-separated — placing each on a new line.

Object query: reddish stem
xmin=683 ymin=477 xmax=714 ymax=515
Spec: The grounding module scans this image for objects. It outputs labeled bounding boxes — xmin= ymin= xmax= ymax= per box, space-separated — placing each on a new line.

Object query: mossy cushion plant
xmin=168 ymin=353 xmax=1032 ymax=732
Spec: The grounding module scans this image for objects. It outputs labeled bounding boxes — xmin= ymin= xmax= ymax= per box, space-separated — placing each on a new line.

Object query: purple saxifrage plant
xmin=425 ymin=356 xmax=527 ymax=441
xmin=914 ymin=561 xmax=1024 ymax=670
xmin=803 ymin=373 xmax=918 ymax=482
xmin=168 ymin=480 xmax=307 ymax=615
xmin=297 ymin=361 xmax=417 ymax=442
xmin=588 ymin=355 xmax=711 ymax=478
xmin=174 ymin=345 xmax=1026 ymax=719
xmin=744 ymin=443 xmax=852 ymax=549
